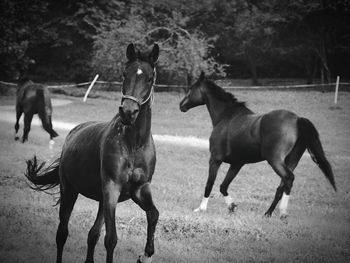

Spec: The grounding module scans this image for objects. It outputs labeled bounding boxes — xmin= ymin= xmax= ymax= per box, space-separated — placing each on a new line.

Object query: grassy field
xmin=0 ymin=89 xmax=350 ymax=262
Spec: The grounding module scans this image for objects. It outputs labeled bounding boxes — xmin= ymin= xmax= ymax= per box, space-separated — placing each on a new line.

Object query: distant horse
xmin=24 ymin=43 xmax=160 ymax=263
xmin=180 ymin=72 xmax=336 ymax=218
xmin=15 ymin=78 xmax=58 ymax=145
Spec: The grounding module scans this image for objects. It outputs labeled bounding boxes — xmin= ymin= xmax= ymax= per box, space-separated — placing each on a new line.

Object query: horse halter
xmin=121 ymin=67 xmax=156 ymax=107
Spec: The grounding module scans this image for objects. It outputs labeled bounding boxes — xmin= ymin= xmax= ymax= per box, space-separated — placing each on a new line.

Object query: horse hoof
xmin=193 ymin=207 xmax=206 ymax=213
xmin=137 ymin=255 xmax=152 ymax=263
xmin=264 ymin=212 xmax=272 ymax=218
xmin=228 ymin=202 xmax=237 ymax=213
xmin=280 ymin=214 xmax=288 ymax=221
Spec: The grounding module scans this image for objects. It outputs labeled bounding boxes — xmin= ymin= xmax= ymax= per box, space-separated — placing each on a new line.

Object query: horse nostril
xmin=132 ymin=108 xmax=139 ymax=116
xmin=119 ymin=106 xmax=124 ymax=115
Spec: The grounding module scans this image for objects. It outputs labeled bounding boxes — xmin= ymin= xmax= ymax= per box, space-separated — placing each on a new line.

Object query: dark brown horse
xmin=180 ymin=72 xmax=336 ymax=218
xmin=15 ymin=78 xmax=58 ymax=145
xmin=24 ymin=43 xmax=160 ymax=263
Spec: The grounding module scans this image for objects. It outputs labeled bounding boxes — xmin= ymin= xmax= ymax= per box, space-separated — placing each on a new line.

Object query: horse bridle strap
xmin=121 ymin=67 xmax=156 ymax=107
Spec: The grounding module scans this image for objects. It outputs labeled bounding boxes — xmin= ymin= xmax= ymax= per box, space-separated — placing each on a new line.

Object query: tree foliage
xmin=1 ymin=0 xmax=350 ymax=83
xmin=0 ymin=0 xmax=50 ymax=79
xmin=92 ymin=12 xmax=226 ymax=84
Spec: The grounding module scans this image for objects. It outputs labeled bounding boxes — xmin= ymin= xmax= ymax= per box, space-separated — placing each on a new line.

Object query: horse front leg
xmin=132 ymin=183 xmax=159 ymax=263
xmin=85 ymin=201 xmax=104 ymax=263
xmin=194 ymin=158 xmax=222 ymax=212
xmin=219 ymin=163 xmax=243 ymax=213
xmin=103 ymin=181 xmax=121 ymax=263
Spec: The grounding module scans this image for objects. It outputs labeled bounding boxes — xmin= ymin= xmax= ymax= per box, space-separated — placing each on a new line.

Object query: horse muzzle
xmin=179 ymin=98 xmax=189 ymax=112
xmin=119 ymin=105 xmax=139 ymax=125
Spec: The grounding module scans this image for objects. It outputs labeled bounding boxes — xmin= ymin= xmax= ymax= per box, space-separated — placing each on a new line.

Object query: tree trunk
xmin=245 ymin=47 xmax=260 ymax=86
xmin=320 ymin=62 xmax=324 ymax=85
xmin=303 ymin=52 xmax=317 ymax=84
xmin=319 ymin=37 xmax=331 ymax=83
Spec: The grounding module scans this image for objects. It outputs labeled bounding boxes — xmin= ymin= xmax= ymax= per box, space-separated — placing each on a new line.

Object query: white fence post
xmin=334 ymin=75 xmax=340 ymax=104
xmin=83 ymin=74 xmax=99 ymax=102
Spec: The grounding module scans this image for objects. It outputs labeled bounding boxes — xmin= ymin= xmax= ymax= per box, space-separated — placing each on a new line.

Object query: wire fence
xmin=1 ymin=79 xmax=350 ymax=91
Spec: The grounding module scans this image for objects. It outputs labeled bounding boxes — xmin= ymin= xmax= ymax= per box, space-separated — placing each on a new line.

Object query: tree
xmin=276 ymin=0 xmax=350 ymax=83
xmin=0 ymin=0 xmax=50 ymax=80
xmin=33 ymin=0 xmax=124 ymax=81
xmin=92 ymin=12 xmax=226 ymax=84
xmin=233 ymin=0 xmax=286 ymax=85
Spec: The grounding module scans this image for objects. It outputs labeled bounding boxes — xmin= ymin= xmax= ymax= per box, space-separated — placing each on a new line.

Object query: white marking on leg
xmin=49 ymin=139 xmax=55 ymax=150
xmin=279 ymin=193 xmax=290 ymax=215
xmin=138 ymin=255 xmax=152 ymax=263
xmin=194 ymin=197 xmax=209 ymax=212
xmin=137 ymin=68 xmax=143 ymax=75
xmin=224 ymin=195 xmax=234 ymax=206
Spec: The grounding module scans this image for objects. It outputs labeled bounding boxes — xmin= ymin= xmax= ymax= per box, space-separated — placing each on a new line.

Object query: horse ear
xmin=149 ymin=44 xmax=159 ymax=64
xmin=126 ymin=43 xmax=136 ymax=61
xmin=199 ymin=71 xmax=205 ymax=81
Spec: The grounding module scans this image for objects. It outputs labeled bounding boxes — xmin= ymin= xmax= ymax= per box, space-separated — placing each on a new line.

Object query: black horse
xmin=180 ymin=72 xmax=336 ymax=218
xmin=15 ymin=78 xmax=58 ymax=144
xmin=24 ymin=43 xmax=160 ymax=263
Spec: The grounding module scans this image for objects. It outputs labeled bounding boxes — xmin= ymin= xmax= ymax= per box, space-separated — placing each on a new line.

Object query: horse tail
xmin=297 ymin=117 xmax=336 ymax=191
xmin=24 ymin=155 xmax=60 ymax=194
xmin=36 ymin=88 xmax=59 ymax=138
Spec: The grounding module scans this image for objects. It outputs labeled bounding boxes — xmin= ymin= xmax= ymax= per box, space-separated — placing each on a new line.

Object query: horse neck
xmin=205 ymin=95 xmax=231 ymax=126
xmin=124 ymin=103 xmax=152 ymax=147
xmin=204 ymin=92 xmax=251 ymax=126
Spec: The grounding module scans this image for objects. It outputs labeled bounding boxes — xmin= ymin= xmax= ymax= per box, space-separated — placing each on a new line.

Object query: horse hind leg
xmin=277 ymin=140 xmax=306 ymax=217
xmin=85 ymin=202 xmax=104 ymax=263
xmin=219 ymin=163 xmax=242 ymax=213
xmin=22 ymin=113 xmax=33 ymax=143
xmin=265 ymin=160 xmax=295 ymax=218
xmin=40 ymin=114 xmax=59 ymax=149
xmin=285 ymin=138 xmax=306 ymax=171
xmin=14 ymin=107 xmax=23 ymax=140
xmin=56 ymin=184 xmax=78 ymax=263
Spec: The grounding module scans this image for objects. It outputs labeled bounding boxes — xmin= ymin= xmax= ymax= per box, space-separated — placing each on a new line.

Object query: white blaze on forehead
xmin=137 ymin=68 xmax=143 ymax=75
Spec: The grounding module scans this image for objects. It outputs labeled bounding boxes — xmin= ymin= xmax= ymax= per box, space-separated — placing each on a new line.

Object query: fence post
xmin=334 ymin=75 xmax=340 ymax=104
xmin=83 ymin=74 xmax=99 ymax=102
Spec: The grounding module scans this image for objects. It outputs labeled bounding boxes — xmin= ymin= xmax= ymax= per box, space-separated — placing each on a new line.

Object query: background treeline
xmin=1 ymin=0 xmax=350 ymax=85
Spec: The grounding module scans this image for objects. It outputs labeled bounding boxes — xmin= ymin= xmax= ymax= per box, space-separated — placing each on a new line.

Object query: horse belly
xmin=62 ymin=154 xmax=103 ymax=201
xmin=222 ymin=143 xmax=262 ymax=164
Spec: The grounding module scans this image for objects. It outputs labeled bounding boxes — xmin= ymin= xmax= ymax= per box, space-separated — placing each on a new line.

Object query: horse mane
xmin=205 ymin=79 xmax=246 ymax=107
